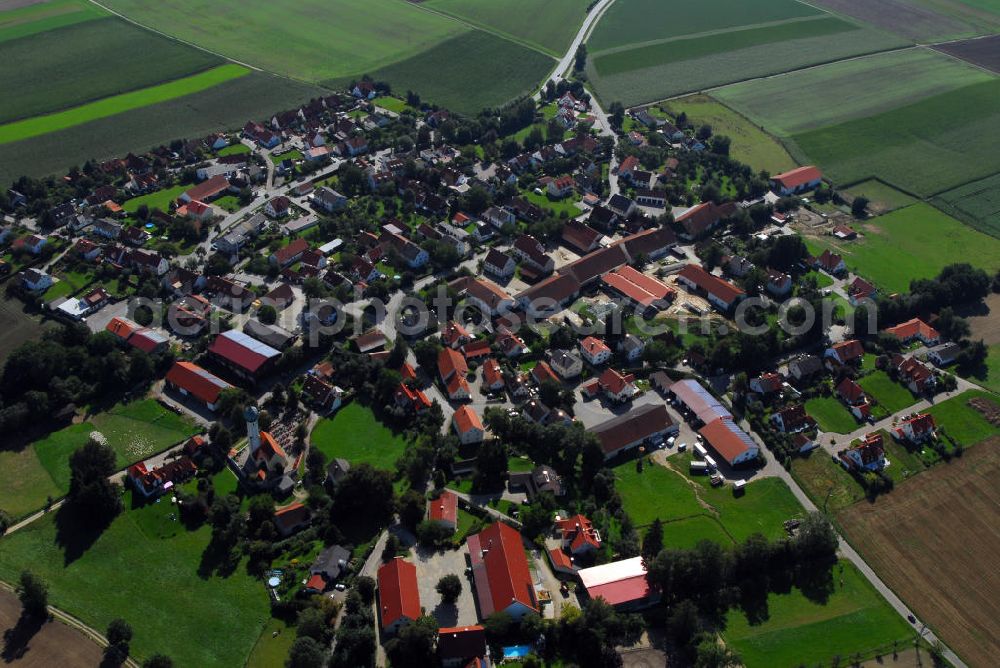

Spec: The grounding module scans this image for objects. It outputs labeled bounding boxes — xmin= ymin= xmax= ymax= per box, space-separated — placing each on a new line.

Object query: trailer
xmin=694 ymin=443 xmax=708 ymax=458
xmin=733 ymin=479 xmax=747 ymax=496
xmin=704 ymin=455 xmax=717 ymax=471
xmin=689 ymin=460 xmax=709 ymax=474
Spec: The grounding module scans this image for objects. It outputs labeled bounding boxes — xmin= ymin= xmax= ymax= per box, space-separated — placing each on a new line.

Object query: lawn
xmin=270 ymin=149 xmax=302 ymax=165
xmin=658 ymin=515 xmax=733 ymax=550
xmin=663 ymin=95 xmax=796 ymax=174
xmin=722 ymin=561 xmax=914 ymax=668
xmin=365 ymin=30 xmax=554 ymax=115
xmin=423 ymin=0 xmax=586 ymax=55
xmin=789 ymin=79 xmax=1000 ymax=196
xmin=42 ymin=267 xmax=95 ymax=300
xmin=687 ymin=471 xmax=805 ymax=543
xmin=0 ymin=491 xmax=269 ymax=667
xmin=309 ymin=402 xmax=407 ymax=472
xmin=858 ymin=371 xmax=917 ymax=414
xmin=587 ymin=0 xmax=823 ymax=51
xmin=0 ymin=17 xmax=221 ymax=124
xmin=804 ymin=204 xmax=1000 ymax=294
xmin=924 ymin=389 xmax=1000 ymax=446
xmin=246 ymin=617 xmax=294 ymax=668
xmin=0 ymin=63 xmax=249 ymax=144
xmin=522 ymin=188 xmax=582 ymax=218
xmin=123 ymin=183 xmax=188 ymax=214
xmin=933 ymin=172 xmax=1000 ymax=238
xmin=31 ymin=399 xmax=199 ymax=493
xmin=714 ymin=48 xmax=993 ymax=136
xmin=0 ymin=0 xmax=107 ymax=44
xmin=804 ymin=396 xmax=858 ymax=434
xmin=103 ymin=0 xmax=466 ymax=83
xmin=213 ymin=194 xmax=241 ymax=213
xmin=962 ymin=343 xmax=1000 ymax=394
xmin=216 ymin=142 xmax=249 ymax=157
xmin=0 ymin=445 xmax=63 ymax=519
xmin=790 ymin=450 xmax=865 ymax=513
xmin=0 ymin=70 xmax=324 ymax=184
xmin=371 ymin=96 xmax=411 ymax=114
xmin=615 ymin=459 xmax=706 ymax=528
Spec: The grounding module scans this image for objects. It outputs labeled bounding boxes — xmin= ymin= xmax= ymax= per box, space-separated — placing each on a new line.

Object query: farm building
xmin=207 ymin=330 xmax=282 ymax=383
xmin=377 ymin=557 xmax=421 ymax=635
xmin=699 ymin=417 xmax=760 ymax=467
xmin=590 ymin=403 xmax=677 ymax=460
xmin=577 ymin=556 xmax=659 ymax=611
xmin=770 ymin=166 xmax=823 ymax=195
xmin=467 ymin=522 xmax=537 ymax=619
xmin=676 ymin=264 xmax=744 ymax=311
xmin=165 ymin=360 xmax=233 ymax=411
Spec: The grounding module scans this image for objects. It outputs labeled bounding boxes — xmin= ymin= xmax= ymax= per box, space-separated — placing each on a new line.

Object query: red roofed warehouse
xmin=377 ymin=557 xmax=421 ymax=634
xmin=771 ymin=165 xmax=822 ymax=195
xmin=165 ymin=361 xmax=233 ymax=410
xmin=467 ymin=522 xmax=538 ymax=619
xmin=698 ymin=417 xmax=760 ymax=466
xmin=208 ymin=330 xmax=282 ymax=382
xmin=578 ymin=556 xmax=659 ymax=611
xmin=676 ymin=264 xmax=745 ymax=311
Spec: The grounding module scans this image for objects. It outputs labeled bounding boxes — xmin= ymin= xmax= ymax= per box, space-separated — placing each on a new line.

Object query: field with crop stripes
xmin=0 ymin=0 xmax=105 ymax=42
xmin=0 ymin=17 xmax=222 ymax=123
xmin=933 ymin=173 xmax=1000 ymax=238
xmin=424 ymin=0 xmax=587 ymax=55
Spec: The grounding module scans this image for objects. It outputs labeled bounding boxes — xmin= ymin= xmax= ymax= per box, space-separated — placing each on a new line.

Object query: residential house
xmin=816 ymin=249 xmax=846 ymax=275
xmin=269 ymin=238 xmax=310 ymax=267
xmin=511 ymin=234 xmax=554 ymax=274
xmin=265 ymin=196 xmax=292 ymax=219
xmin=555 ymin=514 xmax=601 ymax=557
xmin=750 ymin=372 xmax=783 ymax=395
xmin=839 ymin=433 xmax=886 ymax=472
xmin=884 ymin=318 xmax=941 ymax=346
xmin=273 ymin=502 xmax=312 ymax=537
xmin=836 ymin=377 xmax=871 ymax=421
xmin=438 ymin=347 xmax=470 ymax=400
xmin=377 ymin=558 xmax=421 ymax=635
xmin=427 ymin=490 xmax=459 ymax=532
xmin=18 ymin=268 xmax=53 ymax=292
xmin=452 ymin=405 xmax=485 ymax=444
xmin=892 ymin=413 xmax=937 ymax=444
xmin=548 ymin=349 xmax=583 ymax=379
xmin=483 ymin=249 xmax=516 ymax=279
xmin=770 ymin=404 xmax=814 ymax=433
xmin=128 ymin=457 xmax=197 ymax=498
xmin=547 ymin=175 xmax=575 ymax=199
xmin=771 ymin=166 xmax=823 ymax=195
xmin=788 ymin=355 xmax=823 ymax=382
xmin=579 ymin=336 xmax=612 ymax=365
xmin=825 ymin=339 xmax=865 ymax=367
xmin=312 ymin=186 xmax=347 ymax=213
xmin=301 ymin=375 xmax=344 ymax=413
xmin=437 ymin=626 xmax=488 ymax=668
xmin=441 ymin=320 xmax=472 ymax=349
xmin=893 ymin=355 xmax=936 ymax=394
xmin=765 ymin=269 xmax=792 ymax=297
xmin=481 ymin=358 xmax=505 ymax=392
xmin=928 ymin=342 xmax=961 ymax=367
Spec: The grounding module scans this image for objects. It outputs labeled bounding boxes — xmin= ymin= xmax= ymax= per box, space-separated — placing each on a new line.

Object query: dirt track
xmin=0 ymin=588 xmax=104 ymax=667
xmin=838 ymin=438 xmax=1000 ymax=668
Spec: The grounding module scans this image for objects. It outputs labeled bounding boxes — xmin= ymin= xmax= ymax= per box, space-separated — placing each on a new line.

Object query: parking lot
xmin=410 ymin=544 xmax=479 ymax=627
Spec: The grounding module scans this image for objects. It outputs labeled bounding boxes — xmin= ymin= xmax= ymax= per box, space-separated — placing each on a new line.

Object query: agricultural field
xmin=423 ymin=0 xmax=588 ymax=55
xmin=660 ymin=95 xmax=796 ymax=174
xmin=723 ymin=561 xmax=914 ymax=668
xmin=102 ymin=0 xmax=464 ymax=83
xmin=838 ymin=438 xmax=1000 ymax=668
xmin=790 ymin=79 xmax=1000 ymax=196
xmin=0 ymin=485 xmax=269 ymax=668
xmin=0 ymin=0 xmax=106 ymax=43
xmin=0 ymin=294 xmax=48 ymax=364
xmin=366 ymin=30 xmax=554 ymax=115
xmin=586 ymin=24 xmax=905 ymax=108
xmin=0 ymin=17 xmax=222 ymax=124
xmin=0 ymin=71 xmax=324 ymax=184
xmin=802 ymin=204 xmax=1000 ymax=294
xmin=309 ymin=402 xmax=407 ymax=472
xmin=934 ymin=33 xmax=1000 ymax=72
xmin=811 ymin=0 xmax=1000 ymax=41
xmin=0 ymin=400 xmax=198 ymax=517
xmin=933 ymin=172 xmax=1000 ymax=238
xmin=0 ymin=587 xmax=105 ymax=668
xmin=713 ymin=49 xmax=1000 ymax=196
xmin=587 ymin=0 xmax=823 ymax=51
xmin=0 ymin=63 xmax=248 ymax=144
xmin=713 ymin=48 xmax=992 ymax=137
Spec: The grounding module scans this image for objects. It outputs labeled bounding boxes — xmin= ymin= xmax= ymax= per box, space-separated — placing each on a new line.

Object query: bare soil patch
xmin=957 ymin=291 xmax=1000 ymax=345
xmin=0 ymin=588 xmax=104 ymax=667
xmin=837 ymin=438 xmax=1000 ymax=668
xmin=935 ymin=35 xmax=1000 ymax=74
xmin=811 ymin=0 xmax=975 ymax=41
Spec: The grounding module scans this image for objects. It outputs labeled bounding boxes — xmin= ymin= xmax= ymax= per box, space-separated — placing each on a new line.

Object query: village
xmin=0 ymin=73 xmax=993 ymax=668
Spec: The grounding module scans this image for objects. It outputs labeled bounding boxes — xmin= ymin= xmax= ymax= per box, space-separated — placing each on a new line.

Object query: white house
xmin=452 ymin=406 xmax=484 ymax=445
xmin=579 ymin=336 xmax=612 ymax=365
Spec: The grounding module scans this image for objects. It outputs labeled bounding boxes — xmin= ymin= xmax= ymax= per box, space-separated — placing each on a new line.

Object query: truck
xmin=694 ymin=443 xmax=708 ymax=458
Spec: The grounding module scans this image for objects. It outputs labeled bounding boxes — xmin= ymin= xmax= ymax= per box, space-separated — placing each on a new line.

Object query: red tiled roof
xmin=453 ymin=405 xmax=483 ymax=434
xmin=273 ymin=238 xmax=310 ymax=265
xmin=438 ymin=347 xmax=468 ymax=381
xmin=437 ymin=626 xmax=486 ymax=662
xmin=837 ymin=378 xmax=866 ymax=403
xmin=531 ymin=361 xmax=559 ymax=386
xmin=467 ymin=522 xmax=536 ymax=617
xmin=377 ymin=557 xmax=421 ymax=630
xmin=462 ymin=339 xmax=492 ymax=360
xmin=428 ymin=490 xmax=458 ymax=525
xmin=184 ymin=174 xmax=229 ymax=202
xmin=885 ymin=318 xmax=940 ymax=343
xmin=208 ymin=331 xmax=280 ymax=373
xmin=831 ymin=339 xmax=864 ymax=362
xmin=598 ymin=367 xmax=633 ymax=395
xmin=549 ymin=548 xmax=574 ymax=571
xmin=698 ymin=417 xmax=757 ymax=465
xmin=165 ymin=361 xmax=232 ymax=405
xmin=773 ymin=165 xmax=822 ymax=189
xmin=106 ymin=316 xmax=139 ymax=340
xmin=677 ymin=264 xmax=744 ymax=305
xmin=581 ymin=336 xmax=610 ymax=356
xmin=256 ymin=431 xmax=288 ymax=462
xmin=482 ymin=358 xmax=503 ymax=387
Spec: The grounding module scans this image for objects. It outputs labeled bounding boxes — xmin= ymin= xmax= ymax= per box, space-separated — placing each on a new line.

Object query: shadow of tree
xmin=794 ymin=559 xmax=835 ymax=605
xmin=54 ymin=502 xmax=115 ymax=567
xmin=1 ymin=612 xmax=45 ymax=663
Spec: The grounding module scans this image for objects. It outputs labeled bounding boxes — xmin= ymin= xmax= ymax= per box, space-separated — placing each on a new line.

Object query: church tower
xmin=245 ymin=405 xmax=261 ymax=454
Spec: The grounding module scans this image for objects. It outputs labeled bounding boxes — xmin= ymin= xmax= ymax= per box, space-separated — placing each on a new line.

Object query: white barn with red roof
xmin=578 ymin=556 xmax=659 ymax=611
xmin=771 ymin=165 xmax=822 ymax=195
